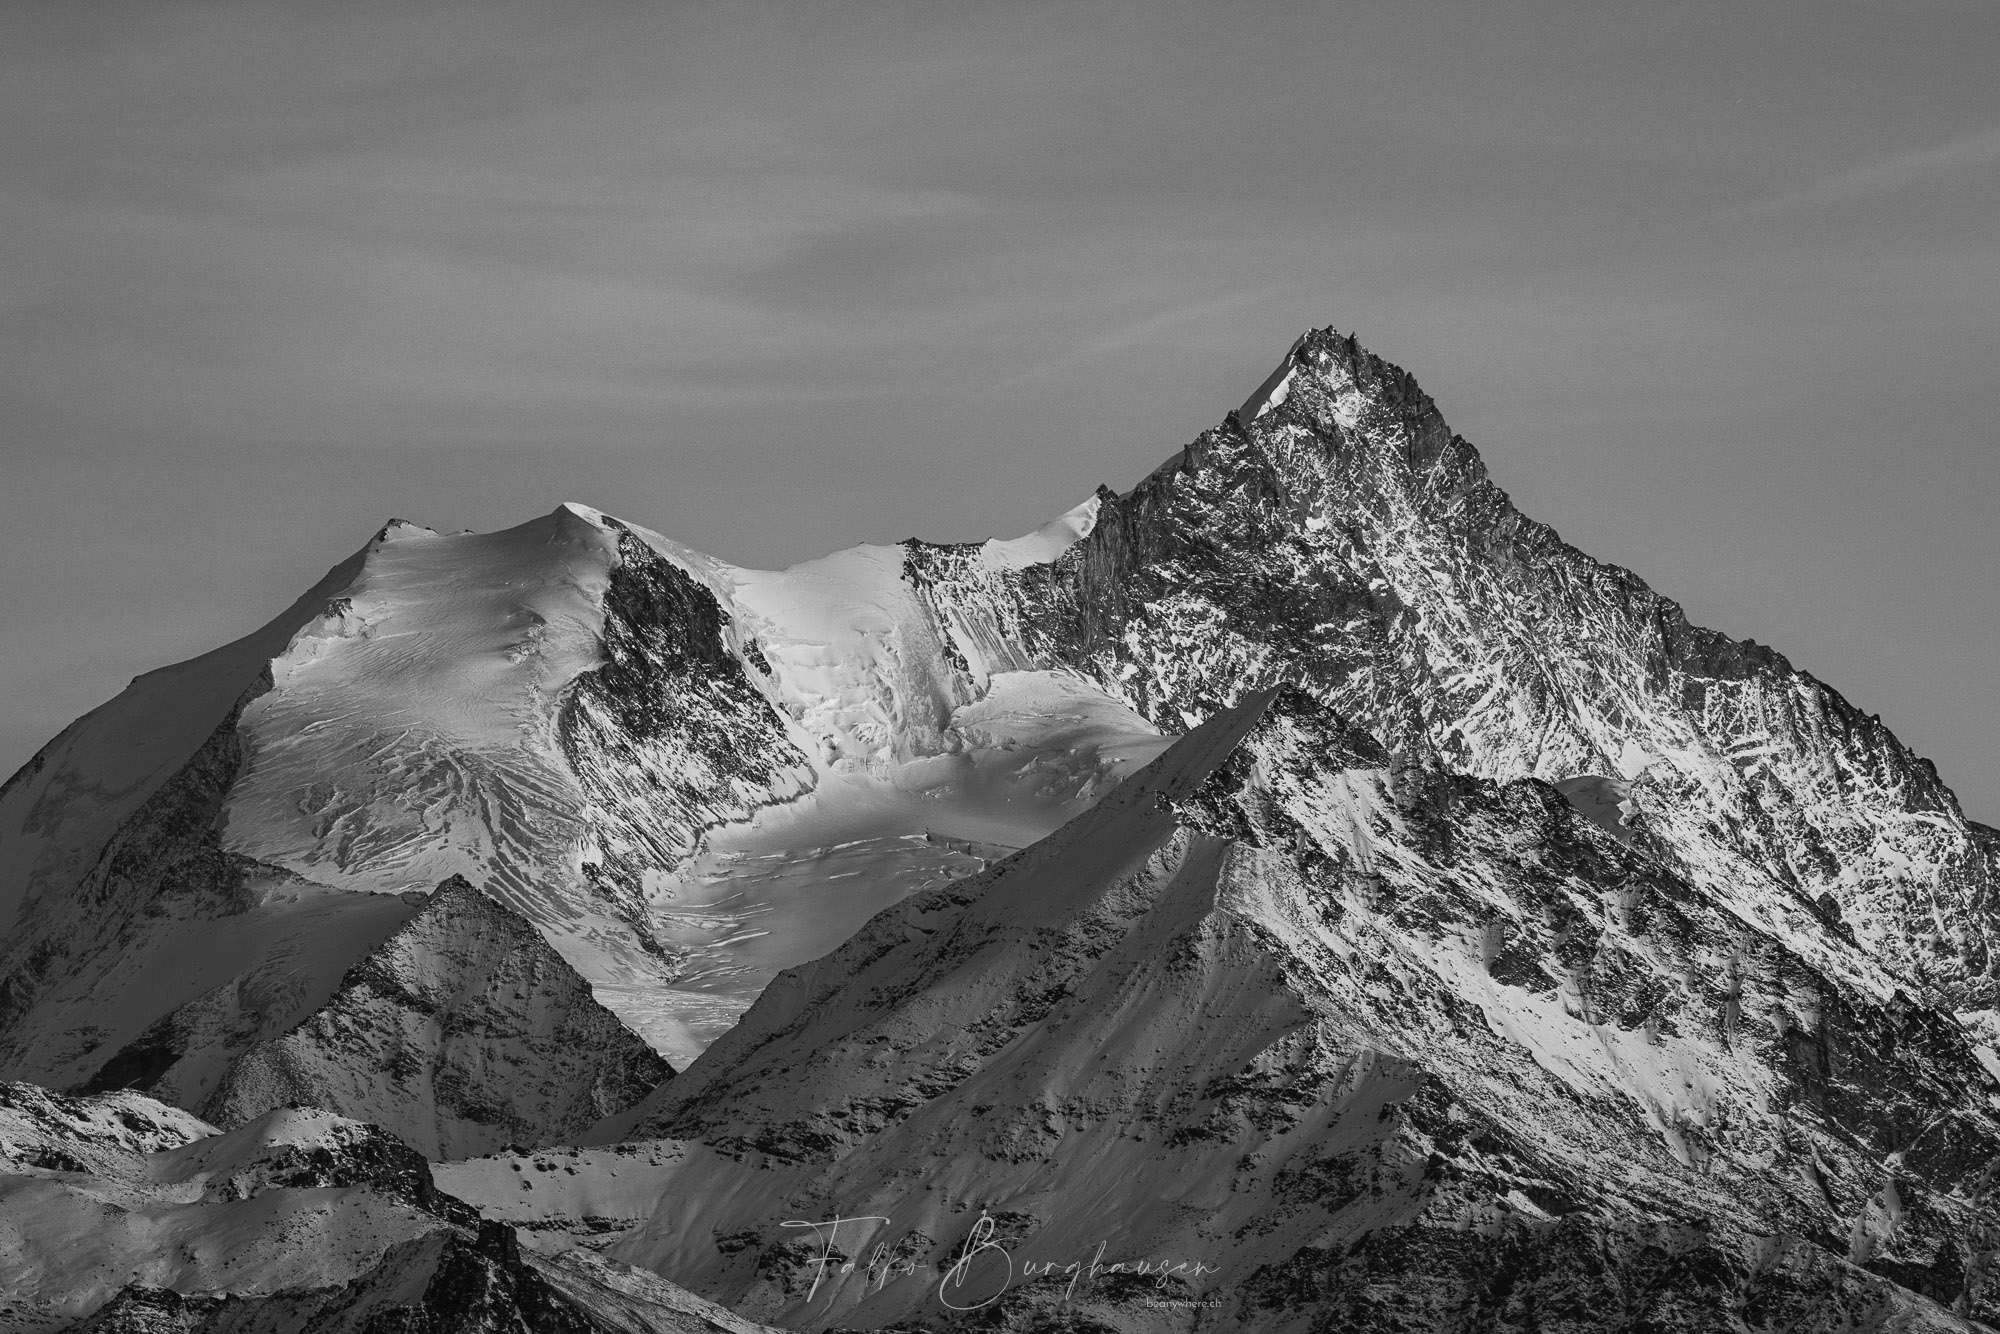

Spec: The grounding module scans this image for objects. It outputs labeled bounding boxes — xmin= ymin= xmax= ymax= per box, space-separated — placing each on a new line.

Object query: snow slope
xmin=219 ymin=509 xmax=621 ymax=904
xmin=0 ymin=1092 xmax=448 ymax=1330
xmin=0 ymin=545 xmax=369 ymax=943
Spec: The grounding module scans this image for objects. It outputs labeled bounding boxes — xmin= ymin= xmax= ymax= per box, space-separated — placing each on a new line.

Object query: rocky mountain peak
xmin=903 ymin=328 xmax=1996 ymax=1009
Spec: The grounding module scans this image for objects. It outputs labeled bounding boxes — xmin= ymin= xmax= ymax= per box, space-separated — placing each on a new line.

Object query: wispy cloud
xmin=1741 ymin=124 xmax=2000 ymax=215
xmin=1002 ymin=283 xmax=1306 ymax=387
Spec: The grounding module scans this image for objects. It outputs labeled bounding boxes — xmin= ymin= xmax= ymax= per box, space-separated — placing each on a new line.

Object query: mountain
xmin=902 ymin=330 xmax=1998 ymax=1015
xmin=0 ymin=1084 xmax=774 ymax=1334
xmin=0 ymin=502 xmax=1165 ymax=1111
xmin=4 ymin=325 xmax=1998 ymax=1330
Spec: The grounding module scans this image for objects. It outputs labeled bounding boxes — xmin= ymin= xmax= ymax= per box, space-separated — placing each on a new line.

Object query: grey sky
xmin=3 ymin=2 xmax=1997 ymax=818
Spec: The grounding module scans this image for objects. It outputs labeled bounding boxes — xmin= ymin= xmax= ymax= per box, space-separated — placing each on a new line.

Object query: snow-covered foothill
xmin=0 ymin=1085 xmax=778 ymax=1333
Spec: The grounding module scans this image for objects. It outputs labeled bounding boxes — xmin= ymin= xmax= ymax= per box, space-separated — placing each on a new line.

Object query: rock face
xmin=200 ymin=876 xmax=672 ymax=1159
xmin=447 ymin=692 xmax=2000 ymax=1332
xmin=0 ymin=1085 xmax=774 ymax=1334
xmin=557 ymin=521 xmax=813 ymax=940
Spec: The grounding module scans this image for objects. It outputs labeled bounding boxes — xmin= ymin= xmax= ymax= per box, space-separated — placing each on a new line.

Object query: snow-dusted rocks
xmin=0 ymin=1083 xmax=213 ymax=1175
xmin=905 ymin=328 xmax=1999 ymax=1013
xmin=0 ymin=1086 xmax=775 ymax=1333
xmin=203 ymin=875 xmax=671 ymax=1159
xmin=65 ymin=1231 xmax=779 ymax=1334
xmin=0 ymin=1091 xmax=450 ymax=1329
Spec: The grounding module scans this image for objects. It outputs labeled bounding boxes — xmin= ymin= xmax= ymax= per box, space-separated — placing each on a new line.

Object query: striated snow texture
xmin=0 ymin=496 xmax=1164 ymax=1089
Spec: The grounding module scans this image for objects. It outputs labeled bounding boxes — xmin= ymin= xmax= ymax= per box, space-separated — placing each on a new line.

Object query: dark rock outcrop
xmin=556 ymin=521 xmax=812 ymax=936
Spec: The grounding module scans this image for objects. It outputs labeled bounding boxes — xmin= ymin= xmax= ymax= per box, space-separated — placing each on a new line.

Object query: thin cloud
xmin=1004 ymin=283 xmax=1307 ymax=386
xmin=1742 ymin=124 xmax=2000 ymax=215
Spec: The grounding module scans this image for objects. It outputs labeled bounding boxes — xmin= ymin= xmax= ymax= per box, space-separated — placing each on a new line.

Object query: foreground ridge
xmin=0 ymin=1083 xmax=778 ymax=1332
xmin=443 ymin=688 xmax=1999 ymax=1330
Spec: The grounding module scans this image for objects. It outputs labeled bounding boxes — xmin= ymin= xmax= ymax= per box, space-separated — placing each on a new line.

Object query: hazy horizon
xmin=4 ymin=1 xmax=1997 ymax=819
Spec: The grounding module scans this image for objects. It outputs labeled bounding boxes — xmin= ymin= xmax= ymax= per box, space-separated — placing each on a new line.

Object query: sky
xmin=2 ymin=1 xmax=1996 ymax=818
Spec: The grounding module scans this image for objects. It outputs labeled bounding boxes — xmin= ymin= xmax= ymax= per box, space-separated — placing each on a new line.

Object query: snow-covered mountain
xmin=0 ymin=497 xmax=1163 ymax=1107
xmin=3 ymin=325 xmax=1998 ymax=1330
